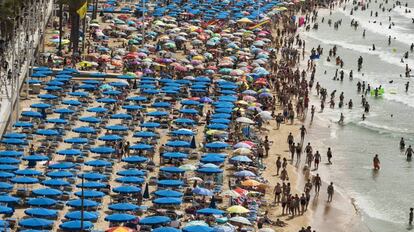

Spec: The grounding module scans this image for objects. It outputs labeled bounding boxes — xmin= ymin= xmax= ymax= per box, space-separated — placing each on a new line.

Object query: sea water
xmin=299 ymin=1 xmax=414 ymax=231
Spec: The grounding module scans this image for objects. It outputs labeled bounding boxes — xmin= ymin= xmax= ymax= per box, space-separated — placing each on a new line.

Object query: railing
xmin=0 ymin=0 xmax=55 ymax=137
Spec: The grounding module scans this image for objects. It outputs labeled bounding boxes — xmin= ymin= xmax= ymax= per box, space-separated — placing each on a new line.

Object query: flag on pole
xmin=77 ymin=2 xmax=87 ymax=19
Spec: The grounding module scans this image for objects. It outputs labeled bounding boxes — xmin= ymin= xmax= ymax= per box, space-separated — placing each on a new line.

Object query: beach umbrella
xmin=18 ymin=218 xmax=53 ymax=229
xmin=24 ymin=208 xmax=57 ymax=218
xmin=0 ymin=150 xmax=23 ymax=157
xmin=27 ymin=197 xmax=56 ymax=207
xmin=226 ymin=205 xmax=249 ymax=214
xmin=48 ymin=162 xmax=75 ymax=169
xmin=162 ymin=152 xmax=188 ymax=159
xmin=87 ymin=107 xmax=108 ymax=113
xmin=42 ymin=179 xmax=70 ymax=187
xmin=21 ymin=111 xmax=43 ymax=118
xmin=105 ymin=213 xmax=136 ymax=222
xmin=117 ymin=169 xmax=145 ymax=177
xmin=233 ymin=148 xmax=252 ymax=155
xmin=65 ymin=211 xmax=99 ymax=220
xmin=32 ymin=188 xmax=62 ymax=197
xmin=115 ymin=176 xmax=145 ymax=184
xmin=15 ymin=169 xmax=42 ymax=176
xmin=229 ymin=216 xmax=251 ymax=225
xmin=0 ymin=182 xmax=13 ymax=190
xmin=62 ymin=99 xmax=82 ymax=106
xmin=166 ymin=140 xmax=190 ymax=148
xmin=57 ymin=149 xmax=82 ymax=156
xmin=179 ymin=164 xmax=197 ymax=171
xmin=174 ymin=118 xmax=195 ymax=125
xmin=196 ymin=208 xmax=225 ymax=215
xmin=153 ymin=227 xmax=181 ymax=232
xmin=192 ymin=187 xmax=213 ymax=196
xmin=3 ymin=133 xmax=26 ymax=139
xmin=205 ymin=142 xmax=229 ymax=149
xmin=140 ymin=122 xmax=161 ymax=128
xmin=140 ymin=216 xmax=171 ymax=225
xmin=77 ymin=172 xmax=106 ymax=181
xmin=36 ymin=129 xmax=59 ymax=136
xmin=170 ymin=129 xmax=195 ymax=136
xmin=11 ymin=176 xmax=38 ymax=184
xmin=54 ymin=108 xmax=75 ymax=114
xmin=76 ymin=181 xmax=106 ymax=189
xmin=200 ymin=155 xmax=225 ymax=163
xmin=13 ymin=121 xmax=33 ymax=128
xmin=90 ymin=146 xmax=115 ymax=154
xmin=241 ymin=179 xmax=262 ymax=187
xmin=129 ymin=144 xmax=152 ymax=151
xmin=0 ymin=206 xmax=13 ymax=214
xmin=73 ymin=126 xmax=96 ymax=134
xmin=154 ymin=189 xmax=183 ymax=198
xmin=79 ymin=116 xmax=101 ymax=123
xmin=160 ymin=166 xmax=185 ymax=173
xmin=85 ymin=159 xmax=112 ymax=167
xmin=98 ymin=134 xmax=123 ymax=142
xmin=235 ymin=117 xmax=255 ymax=124
xmin=183 ymin=225 xmax=214 ymax=232
xmin=0 ymin=164 xmax=18 ymax=171
xmin=0 ymin=195 xmax=20 ymax=203
xmin=113 ymin=185 xmax=141 ymax=194
xmin=63 ymin=138 xmax=89 ymax=144
xmin=59 ymin=220 xmax=93 ymax=231
xmin=46 ymin=171 xmax=73 ymax=178
xmin=0 ymin=157 xmax=20 ymax=164
xmin=67 ymin=199 xmax=99 ymax=208
xmin=234 ymin=170 xmax=256 ymax=177
xmin=111 ymin=113 xmax=132 ymax=120
xmin=108 ymin=203 xmax=140 ymax=211
xmin=153 ymin=197 xmax=182 ymax=205
xmin=230 ymin=155 xmax=252 ymax=163
xmin=157 ymin=179 xmax=183 ymax=187
xmin=46 ymin=118 xmax=68 ymax=124
xmin=133 ymin=131 xmax=157 ymax=138
xmin=0 ymin=171 xmax=14 ymax=179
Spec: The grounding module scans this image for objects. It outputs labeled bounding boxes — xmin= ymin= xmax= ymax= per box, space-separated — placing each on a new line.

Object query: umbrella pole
xmin=81 ymin=176 xmax=84 ymax=231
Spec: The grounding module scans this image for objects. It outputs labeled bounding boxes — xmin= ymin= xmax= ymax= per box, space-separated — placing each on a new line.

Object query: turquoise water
xmin=300 ymin=1 xmax=414 ymax=231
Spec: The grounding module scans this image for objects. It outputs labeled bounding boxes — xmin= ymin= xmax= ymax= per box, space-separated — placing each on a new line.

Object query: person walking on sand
xmin=276 ymin=156 xmax=282 ymax=175
xmin=300 ymin=125 xmax=307 ymax=143
xmin=327 ymin=182 xmax=334 ymax=202
xmin=274 ymin=183 xmax=282 ymax=204
xmin=373 ymin=154 xmax=380 ymax=170
xmin=313 ymin=174 xmax=322 ymax=194
xmin=327 ymin=147 xmax=333 ymax=164
xmin=314 ymin=151 xmax=321 ymax=170
xmin=296 ymin=143 xmax=302 ymax=161
xmin=409 ymin=208 xmax=413 ymax=225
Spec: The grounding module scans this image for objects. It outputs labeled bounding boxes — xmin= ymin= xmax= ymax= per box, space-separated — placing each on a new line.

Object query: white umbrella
xmin=259 ymin=111 xmax=273 ymax=120
xmin=222 ymin=190 xmax=241 ymax=198
xmin=236 ymin=117 xmax=255 ymax=124
xmin=229 ymin=216 xmax=251 ymax=225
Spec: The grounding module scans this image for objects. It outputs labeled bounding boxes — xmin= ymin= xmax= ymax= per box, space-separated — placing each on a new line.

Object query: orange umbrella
xmin=241 ymin=179 xmax=262 ymax=187
xmin=106 ymin=226 xmax=136 ymax=232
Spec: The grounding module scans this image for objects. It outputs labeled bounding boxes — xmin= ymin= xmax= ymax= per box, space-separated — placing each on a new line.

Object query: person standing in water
xmin=327 ymin=147 xmax=333 ymax=164
xmin=406 ymin=145 xmax=413 ymax=161
xmin=409 ymin=208 xmax=413 ymax=225
xmin=327 ymin=182 xmax=334 ymax=202
xmin=400 ymin=137 xmax=406 ymax=150
xmin=373 ymin=154 xmax=380 ymax=170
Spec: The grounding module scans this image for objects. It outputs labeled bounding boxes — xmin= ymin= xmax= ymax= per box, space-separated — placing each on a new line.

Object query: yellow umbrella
xmin=77 ymin=61 xmax=92 ymax=67
xmin=227 ymin=205 xmax=250 ymax=214
xmin=193 ymin=55 xmax=205 ymax=61
xmin=241 ymin=179 xmax=262 ymax=187
xmin=237 ymin=18 xmax=253 ymax=24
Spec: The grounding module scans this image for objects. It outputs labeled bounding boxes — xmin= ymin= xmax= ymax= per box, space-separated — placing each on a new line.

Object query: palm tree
xmin=59 ymin=0 xmax=86 ymax=57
